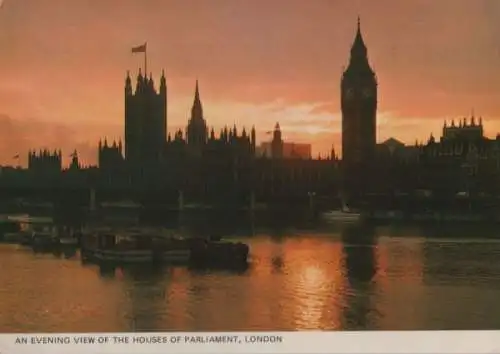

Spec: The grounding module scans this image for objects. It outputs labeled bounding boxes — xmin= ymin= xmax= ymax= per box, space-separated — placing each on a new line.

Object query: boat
xmin=81 ymin=228 xmax=250 ymax=268
xmin=100 ymin=201 xmax=142 ymax=210
xmin=322 ymin=202 xmax=362 ymax=223
xmin=59 ymin=236 xmax=79 ymax=246
xmin=0 ymin=215 xmax=21 ymax=241
xmin=2 ymin=215 xmax=55 ymax=245
xmin=81 ymin=229 xmax=191 ymax=264
xmin=3 ymin=230 xmax=31 ymax=244
xmin=58 ymin=228 xmax=81 ymax=247
xmin=31 ymin=227 xmax=58 ymax=248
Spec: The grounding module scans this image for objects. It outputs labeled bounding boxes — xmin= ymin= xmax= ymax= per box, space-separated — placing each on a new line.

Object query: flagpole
xmin=132 ymin=42 xmax=148 ymax=75
xmin=144 ymin=42 xmax=148 ymax=76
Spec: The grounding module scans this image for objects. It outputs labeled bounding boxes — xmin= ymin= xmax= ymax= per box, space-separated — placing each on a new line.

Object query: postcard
xmin=0 ymin=0 xmax=499 ymax=353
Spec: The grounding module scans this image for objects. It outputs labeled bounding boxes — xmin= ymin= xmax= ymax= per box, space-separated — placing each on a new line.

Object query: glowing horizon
xmin=0 ymin=0 xmax=499 ymax=167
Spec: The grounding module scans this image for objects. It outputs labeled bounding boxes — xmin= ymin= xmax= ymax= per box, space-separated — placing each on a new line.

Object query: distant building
xmin=423 ymin=115 xmax=489 ymax=159
xmin=256 ymin=123 xmax=312 ymax=159
xmin=441 ymin=116 xmax=483 ymax=142
xmin=258 ymin=141 xmax=312 ymax=159
xmin=377 ymin=138 xmax=420 ymax=163
xmin=27 ymin=149 xmax=62 ymax=176
xmin=372 ymin=114 xmax=500 ymax=196
xmin=98 ymin=139 xmax=124 ymax=173
xmin=284 ymin=143 xmax=312 ymax=159
xmin=68 ymin=150 xmax=81 ymax=171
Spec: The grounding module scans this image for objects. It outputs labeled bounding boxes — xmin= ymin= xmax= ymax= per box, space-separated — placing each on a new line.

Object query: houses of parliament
xmin=3 ymin=19 xmax=500 ymax=208
xmin=93 ymin=69 xmax=338 ymax=205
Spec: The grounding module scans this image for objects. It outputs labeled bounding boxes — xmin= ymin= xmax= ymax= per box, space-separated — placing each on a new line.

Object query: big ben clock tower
xmin=341 ymin=17 xmax=377 ymax=199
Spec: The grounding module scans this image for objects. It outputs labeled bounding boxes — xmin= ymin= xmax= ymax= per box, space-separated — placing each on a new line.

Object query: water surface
xmin=1 ymin=224 xmax=500 ymax=331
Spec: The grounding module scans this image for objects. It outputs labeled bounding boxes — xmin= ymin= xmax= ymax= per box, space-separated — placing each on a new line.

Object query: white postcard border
xmin=0 ymin=331 xmax=499 ymax=354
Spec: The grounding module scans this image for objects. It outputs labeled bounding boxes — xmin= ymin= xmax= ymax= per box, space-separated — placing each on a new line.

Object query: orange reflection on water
xmin=162 ymin=267 xmax=190 ymax=330
xmin=0 ymin=246 xmax=126 ymax=332
xmin=279 ymin=234 xmax=346 ymax=330
xmin=2 ymin=229 xmax=500 ymax=331
xmin=239 ymin=236 xmax=285 ymax=330
xmin=293 ymin=265 xmax=329 ymax=328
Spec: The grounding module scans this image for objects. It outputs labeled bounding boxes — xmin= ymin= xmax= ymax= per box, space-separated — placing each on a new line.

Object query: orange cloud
xmin=0 ymin=0 xmax=498 ymax=165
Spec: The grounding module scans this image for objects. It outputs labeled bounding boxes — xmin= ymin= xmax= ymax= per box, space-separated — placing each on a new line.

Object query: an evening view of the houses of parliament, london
xmin=4 ymin=18 xmax=500 ymax=215
xmin=1 ymin=0 xmax=500 ymax=333
xmin=5 ymin=18 xmax=500 ymax=212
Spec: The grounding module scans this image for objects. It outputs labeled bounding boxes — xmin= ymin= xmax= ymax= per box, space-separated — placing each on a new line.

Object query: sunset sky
xmin=0 ymin=0 xmax=499 ymax=166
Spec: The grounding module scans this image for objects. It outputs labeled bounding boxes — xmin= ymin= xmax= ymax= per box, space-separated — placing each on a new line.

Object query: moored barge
xmin=81 ymin=229 xmax=191 ymax=264
xmin=81 ymin=229 xmax=250 ymax=268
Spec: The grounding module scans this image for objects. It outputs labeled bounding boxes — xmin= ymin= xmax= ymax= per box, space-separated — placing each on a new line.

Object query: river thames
xmin=1 ymin=223 xmax=500 ymax=332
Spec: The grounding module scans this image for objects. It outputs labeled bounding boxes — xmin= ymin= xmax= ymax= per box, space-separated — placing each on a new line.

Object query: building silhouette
xmin=68 ymin=150 xmax=81 ymax=171
xmin=13 ymin=18 xmax=500 ymax=213
xmin=257 ymin=141 xmax=312 ymax=159
xmin=256 ymin=122 xmax=313 ymax=159
xmin=186 ymin=80 xmax=209 ymax=155
xmin=28 ymin=149 xmax=62 ymax=177
xmin=11 ymin=19 xmax=376 ymax=208
xmin=98 ymin=139 xmax=124 ymax=174
xmin=92 ymin=73 xmax=338 ymax=205
xmin=441 ymin=115 xmax=483 ymax=142
xmin=124 ymin=69 xmax=167 ymax=169
xmin=341 ymin=18 xmax=377 ymax=201
xmin=419 ymin=114 xmax=500 ymax=196
xmin=271 ymin=122 xmax=284 ymax=159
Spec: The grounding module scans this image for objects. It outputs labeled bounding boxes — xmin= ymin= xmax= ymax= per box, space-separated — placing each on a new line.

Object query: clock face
xmin=363 ymin=88 xmax=374 ymax=98
xmin=345 ymin=88 xmax=354 ymax=99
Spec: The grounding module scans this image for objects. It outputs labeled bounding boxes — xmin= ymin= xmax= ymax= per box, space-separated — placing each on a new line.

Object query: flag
xmin=12 ymin=154 xmax=19 ymax=159
xmin=131 ymin=43 xmax=147 ymax=53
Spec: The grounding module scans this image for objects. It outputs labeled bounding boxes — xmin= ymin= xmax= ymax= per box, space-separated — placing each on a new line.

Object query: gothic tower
xmin=187 ymin=80 xmax=208 ymax=149
xmin=124 ymin=69 xmax=167 ymax=169
xmin=271 ymin=122 xmax=283 ymax=158
xmin=341 ymin=18 xmax=377 ymax=198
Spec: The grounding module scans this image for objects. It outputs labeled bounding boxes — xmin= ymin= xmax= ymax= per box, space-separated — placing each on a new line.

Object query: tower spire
xmin=160 ymin=69 xmax=166 ymax=90
xmin=344 ymin=16 xmax=372 ymax=75
xmin=195 ymin=79 xmax=200 ymax=101
xmin=191 ymin=79 xmax=203 ymax=120
xmin=351 ymin=16 xmax=366 ymax=55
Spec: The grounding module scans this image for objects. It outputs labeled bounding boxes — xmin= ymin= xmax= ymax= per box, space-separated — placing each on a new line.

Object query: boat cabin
xmin=0 ymin=215 xmax=21 ymax=235
xmin=7 ymin=215 xmax=54 ymax=234
xmin=83 ymin=229 xmax=189 ymax=252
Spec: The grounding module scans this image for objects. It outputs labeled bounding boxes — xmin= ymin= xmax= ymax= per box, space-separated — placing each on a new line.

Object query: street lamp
xmin=307 ymin=191 xmax=316 ymax=211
